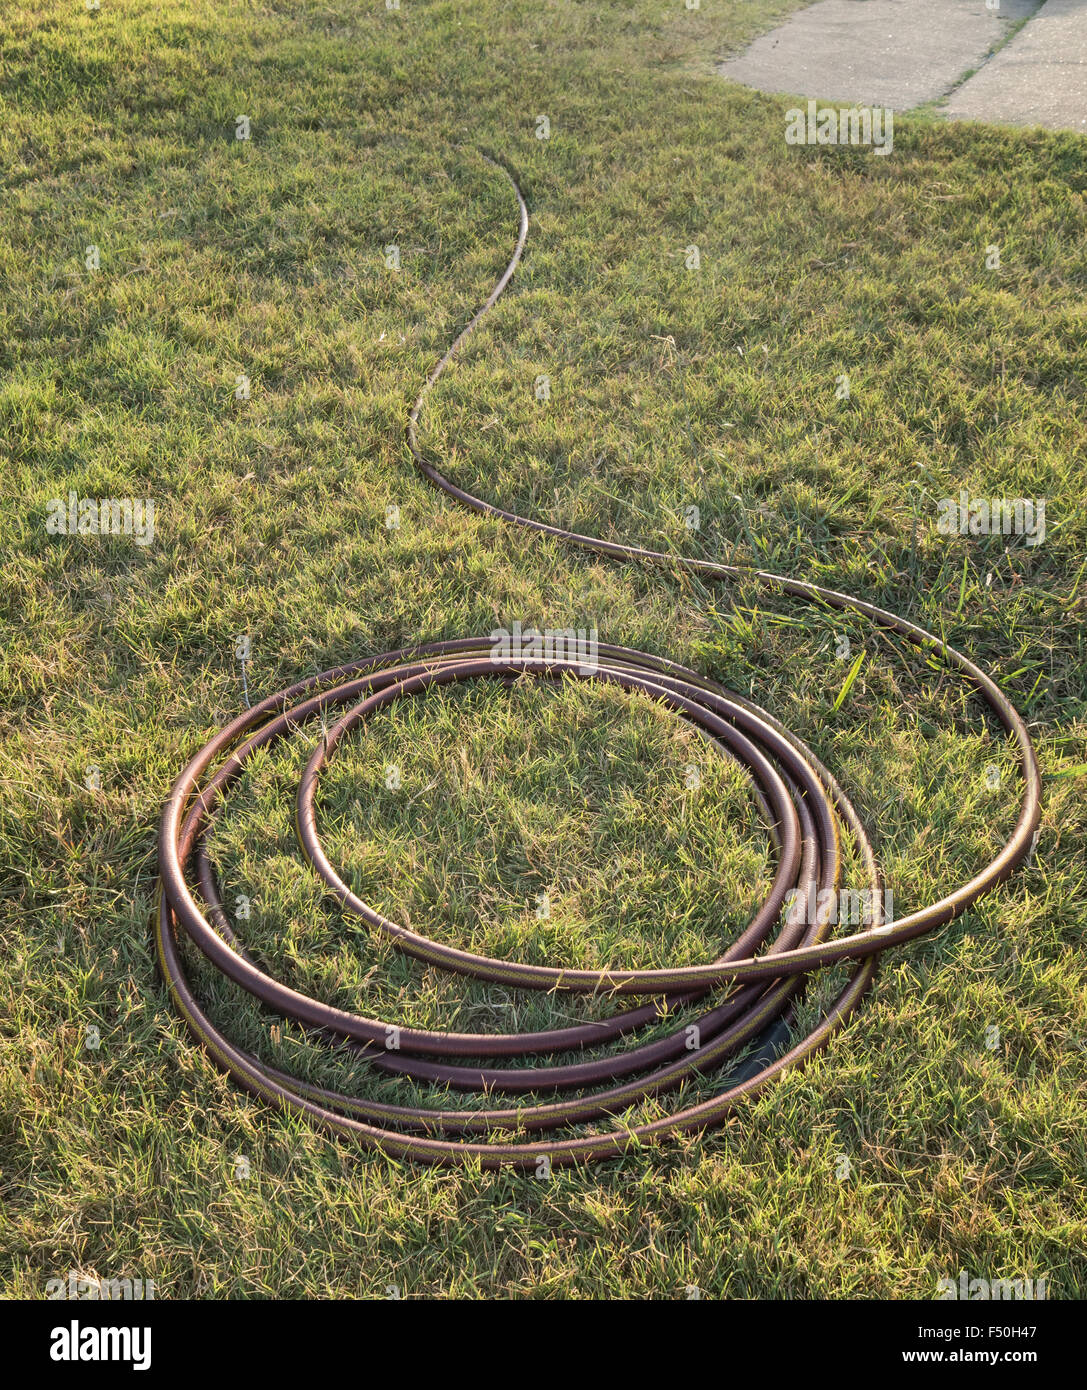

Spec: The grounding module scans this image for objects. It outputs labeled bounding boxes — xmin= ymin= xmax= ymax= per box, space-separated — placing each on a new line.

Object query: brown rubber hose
xmin=155 ymin=151 xmax=1041 ymax=1169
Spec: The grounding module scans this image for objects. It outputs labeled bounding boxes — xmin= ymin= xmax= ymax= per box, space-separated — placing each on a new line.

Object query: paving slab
xmin=945 ymin=0 xmax=1087 ymax=131
xmin=718 ymin=0 xmax=1040 ymax=110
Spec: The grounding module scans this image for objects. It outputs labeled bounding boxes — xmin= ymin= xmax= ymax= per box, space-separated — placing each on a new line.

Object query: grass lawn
xmin=1 ymin=0 xmax=1085 ymax=1298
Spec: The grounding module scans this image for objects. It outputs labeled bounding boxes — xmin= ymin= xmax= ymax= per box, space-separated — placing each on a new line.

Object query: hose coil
xmin=156 ymin=153 xmax=1041 ymax=1168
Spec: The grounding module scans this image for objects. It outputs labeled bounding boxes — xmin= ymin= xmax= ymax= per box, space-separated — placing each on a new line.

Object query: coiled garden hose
xmin=155 ymin=152 xmax=1041 ymax=1168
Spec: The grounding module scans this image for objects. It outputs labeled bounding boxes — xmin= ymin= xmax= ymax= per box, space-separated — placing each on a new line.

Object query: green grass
xmin=1 ymin=0 xmax=1085 ymax=1298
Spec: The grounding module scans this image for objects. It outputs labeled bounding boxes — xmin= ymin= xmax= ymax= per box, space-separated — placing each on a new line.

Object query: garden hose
xmin=155 ymin=151 xmax=1042 ymax=1169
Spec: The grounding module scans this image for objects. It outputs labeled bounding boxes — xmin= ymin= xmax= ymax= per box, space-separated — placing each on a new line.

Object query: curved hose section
xmin=155 ymin=151 xmax=1041 ymax=1169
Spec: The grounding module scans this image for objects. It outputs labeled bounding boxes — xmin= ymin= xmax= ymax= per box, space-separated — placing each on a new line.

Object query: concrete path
xmin=945 ymin=0 xmax=1087 ymax=131
xmin=718 ymin=0 xmax=1087 ymax=133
